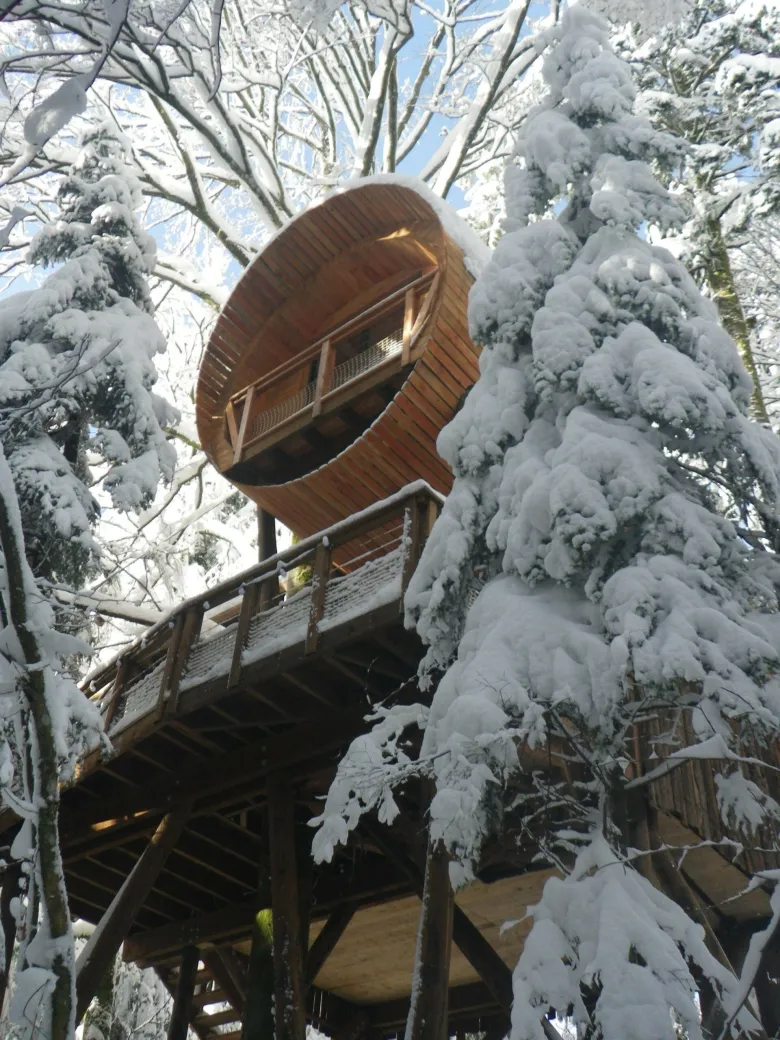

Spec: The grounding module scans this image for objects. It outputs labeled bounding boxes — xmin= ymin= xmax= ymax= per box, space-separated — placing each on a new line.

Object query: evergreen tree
xmin=315 ymin=10 xmax=780 ymax=1038
xmin=626 ymin=0 xmax=780 ymax=421
xmin=0 ymin=121 xmax=177 ymax=587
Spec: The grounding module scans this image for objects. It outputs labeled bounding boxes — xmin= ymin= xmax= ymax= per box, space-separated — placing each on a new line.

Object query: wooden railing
xmin=226 ymin=269 xmax=440 ymax=466
xmin=82 ymin=482 xmax=443 ymax=742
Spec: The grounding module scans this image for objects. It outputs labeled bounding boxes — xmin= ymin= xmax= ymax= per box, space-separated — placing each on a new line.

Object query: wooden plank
xmin=268 ymin=770 xmax=307 ymax=1040
xmin=75 ymin=806 xmax=191 ymax=1022
xmin=305 ymin=540 xmax=331 ymax=655
xmin=167 ymin=946 xmax=199 ymax=1040
xmin=225 ymin=401 xmax=240 ymax=447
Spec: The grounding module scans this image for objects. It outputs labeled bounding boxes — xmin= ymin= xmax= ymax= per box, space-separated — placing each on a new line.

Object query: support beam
xmin=306 ymin=904 xmax=356 ymax=986
xmin=75 ymin=806 xmax=190 ymax=1022
xmin=203 ymin=946 xmax=246 ymax=1016
xmin=405 ymin=839 xmax=454 ymax=1040
xmin=267 ymin=770 xmax=307 ymax=1040
xmin=364 ymin=823 xmax=515 ymax=1013
xmin=167 ymin=946 xmax=199 ymax=1040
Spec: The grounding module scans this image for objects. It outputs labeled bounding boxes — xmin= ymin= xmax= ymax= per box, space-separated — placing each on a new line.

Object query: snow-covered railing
xmin=82 ymin=481 xmax=443 ymax=739
xmin=225 ymin=268 xmax=440 ymax=465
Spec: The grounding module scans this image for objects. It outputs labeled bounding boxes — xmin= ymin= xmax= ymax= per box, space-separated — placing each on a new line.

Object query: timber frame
xmin=0 ymin=481 xmax=772 ymax=1039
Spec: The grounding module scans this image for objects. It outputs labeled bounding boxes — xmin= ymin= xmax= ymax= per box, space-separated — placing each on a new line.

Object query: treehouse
xmin=196 ymin=180 xmax=479 ymax=539
xmin=0 ymin=180 xmax=777 ymax=1040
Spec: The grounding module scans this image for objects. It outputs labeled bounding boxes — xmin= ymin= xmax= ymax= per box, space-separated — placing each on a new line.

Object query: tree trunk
xmin=703 ymin=215 xmax=769 ymax=423
xmin=404 ymin=838 xmax=454 ymax=1040
xmin=82 ymin=962 xmax=115 ymax=1040
xmin=241 ymin=910 xmax=274 ymax=1040
xmin=0 ymin=446 xmax=74 ymax=1040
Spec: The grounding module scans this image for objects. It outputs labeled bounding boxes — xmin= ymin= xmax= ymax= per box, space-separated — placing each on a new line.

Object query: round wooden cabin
xmin=196 ymin=181 xmax=481 ymax=541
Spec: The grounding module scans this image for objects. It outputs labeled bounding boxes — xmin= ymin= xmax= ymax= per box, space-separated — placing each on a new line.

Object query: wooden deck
xmin=0 ymin=483 xmax=773 ymax=1037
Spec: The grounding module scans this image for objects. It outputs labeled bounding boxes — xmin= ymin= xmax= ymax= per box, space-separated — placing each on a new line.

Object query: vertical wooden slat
xmin=305 ymin=540 xmax=331 ymax=655
xmin=157 ymin=614 xmax=186 ymax=716
xmin=312 ymin=340 xmax=335 ymax=418
xmin=405 ymin=839 xmax=454 ymax=1040
xmin=225 ymin=400 xmax=240 ymax=447
xmin=402 ymin=287 xmax=415 ymax=365
xmin=167 ymin=946 xmax=199 ymax=1040
xmin=103 ymin=656 xmax=128 ymax=731
xmin=267 ymin=771 xmax=306 ymax=1040
xmin=233 ymin=384 xmax=255 ymax=466
xmin=166 ymin=605 xmax=204 ymax=717
xmin=229 ymin=582 xmax=261 ymax=689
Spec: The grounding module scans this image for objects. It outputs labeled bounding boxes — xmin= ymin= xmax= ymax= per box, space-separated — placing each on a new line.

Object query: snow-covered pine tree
xmin=626 ymin=0 xmax=780 ymax=421
xmin=314 ymin=8 xmax=780 ymax=1039
xmin=0 ymin=121 xmax=177 ymax=587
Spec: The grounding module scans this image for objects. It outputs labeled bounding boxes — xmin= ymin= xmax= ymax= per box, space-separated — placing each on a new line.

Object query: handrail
xmin=228 ymin=269 xmax=437 ymax=408
xmin=81 ymin=481 xmax=444 ymax=703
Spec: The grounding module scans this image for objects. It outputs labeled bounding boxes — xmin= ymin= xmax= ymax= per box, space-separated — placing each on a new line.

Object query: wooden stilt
xmin=240 ymin=909 xmax=274 ymax=1040
xmin=0 ymin=859 xmax=20 ymax=1014
xmin=257 ymin=508 xmax=278 ymax=609
xmin=75 ymin=806 xmax=190 ymax=1022
xmin=267 ymin=770 xmax=307 ymax=1040
xmin=167 ymin=946 xmax=199 ymax=1040
xmin=405 ymin=839 xmax=454 ymax=1040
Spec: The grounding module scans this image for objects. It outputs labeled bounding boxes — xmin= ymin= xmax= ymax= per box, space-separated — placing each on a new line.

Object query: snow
xmin=23 ymin=76 xmax=88 ymax=150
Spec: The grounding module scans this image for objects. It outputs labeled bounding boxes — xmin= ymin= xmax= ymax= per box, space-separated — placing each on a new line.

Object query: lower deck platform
xmin=0 ymin=482 xmax=774 ymax=1039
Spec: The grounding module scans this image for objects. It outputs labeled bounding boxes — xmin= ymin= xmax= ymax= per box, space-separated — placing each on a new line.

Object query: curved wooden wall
xmin=196 ymin=182 xmax=479 ymax=537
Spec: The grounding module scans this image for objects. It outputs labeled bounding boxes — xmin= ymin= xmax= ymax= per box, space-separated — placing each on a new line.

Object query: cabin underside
xmin=0 ymin=486 xmax=774 ymax=1039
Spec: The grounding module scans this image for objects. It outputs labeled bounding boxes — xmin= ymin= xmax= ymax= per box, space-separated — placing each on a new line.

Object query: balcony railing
xmin=225 ymin=269 xmax=439 ymax=466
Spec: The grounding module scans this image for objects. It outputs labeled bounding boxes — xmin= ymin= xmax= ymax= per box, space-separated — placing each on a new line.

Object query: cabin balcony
xmin=224 ymin=269 xmax=439 ymax=486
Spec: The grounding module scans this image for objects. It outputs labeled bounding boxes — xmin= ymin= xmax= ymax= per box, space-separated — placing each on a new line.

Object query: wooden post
xmin=229 ymin=581 xmax=260 ymax=689
xmin=103 ymin=656 xmax=127 ymax=731
xmin=0 ymin=859 xmax=21 ymax=1014
xmin=402 ymin=287 xmax=415 ymax=365
xmin=226 ymin=400 xmax=240 ymax=448
xmin=167 ymin=946 xmax=199 ymax=1040
xmin=405 ymin=839 xmax=454 ymax=1040
xmin=233 ymin=385 xmax=255 ymax=466
xmin=312 ymin=340 xmax=335 ymax=417
xmin=75 ymin=806 xmax=190 ymax=1022
xmin=166 ymin=604 xmax=204 ymax=716
xmin=258 ymin=508 xmax=278 ymax=611
xmin=267 ymin=770 xmax=307 ymax=1040
xmin=305 ymin=539 xmax=331 ymax=655
xmin=241 ymin=909 xmax=274 ymax=1040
